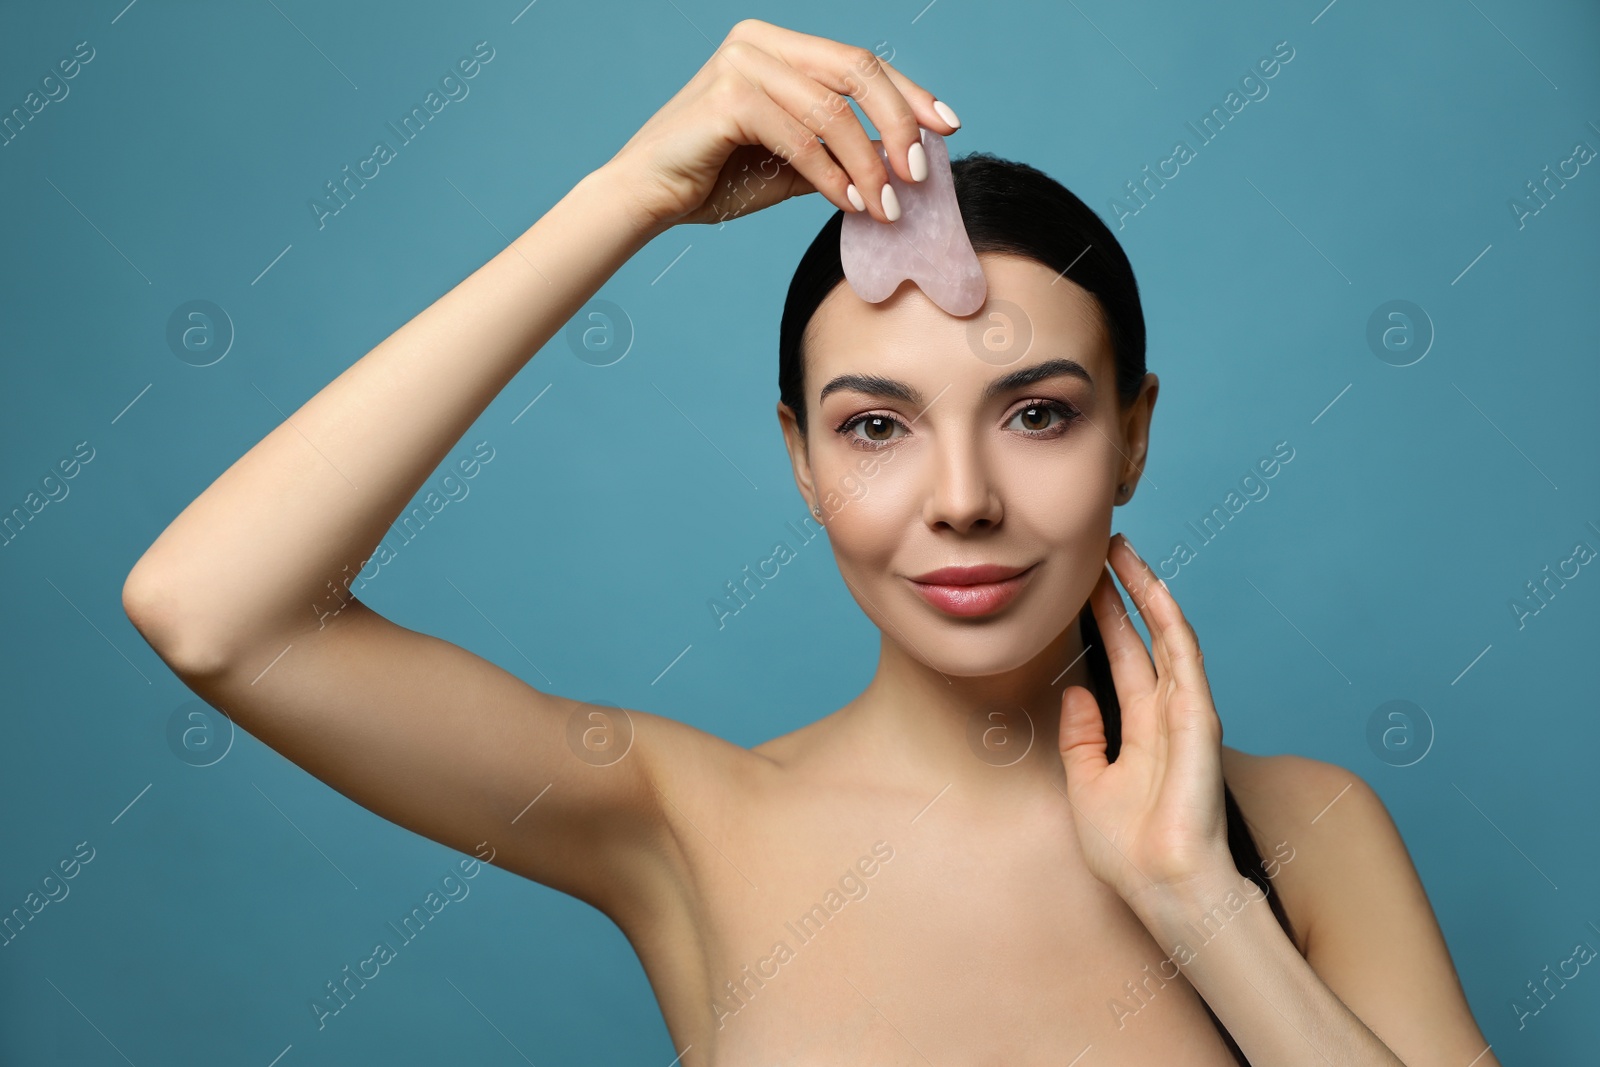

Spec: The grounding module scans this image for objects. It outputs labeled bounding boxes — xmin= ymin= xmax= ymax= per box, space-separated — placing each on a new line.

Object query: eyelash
xmin=834 ymin=399 xmax=1083 ymax=450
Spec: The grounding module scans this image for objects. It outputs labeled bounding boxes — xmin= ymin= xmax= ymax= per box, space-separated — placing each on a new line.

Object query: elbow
xmin=122 ymin=562 xmax=234 ymax=678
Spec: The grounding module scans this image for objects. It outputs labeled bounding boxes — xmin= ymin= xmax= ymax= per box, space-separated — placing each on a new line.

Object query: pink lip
xmin=906 ymin=563 xmax=1037 ymax=617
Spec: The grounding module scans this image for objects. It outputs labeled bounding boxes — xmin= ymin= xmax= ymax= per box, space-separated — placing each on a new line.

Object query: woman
xmin=122 ymin=19 xmax=1496 ymax=1066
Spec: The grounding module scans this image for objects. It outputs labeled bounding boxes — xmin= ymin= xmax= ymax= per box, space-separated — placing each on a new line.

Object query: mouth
xmin=905 ymin=562 xmax=1038 ymax=618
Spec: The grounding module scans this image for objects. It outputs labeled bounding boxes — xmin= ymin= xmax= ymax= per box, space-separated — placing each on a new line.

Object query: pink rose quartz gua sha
xmin=840 ymin=127 xmax=987 ymax=316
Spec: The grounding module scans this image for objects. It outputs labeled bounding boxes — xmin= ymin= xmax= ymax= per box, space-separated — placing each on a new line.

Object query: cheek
xmin=1000 ymin=460 xmax=1115 ymax=623
xmin=813 ymin=456 xmax=911 ymax=562
xmin=1002 ymin=449 xmax=1117 ymax=538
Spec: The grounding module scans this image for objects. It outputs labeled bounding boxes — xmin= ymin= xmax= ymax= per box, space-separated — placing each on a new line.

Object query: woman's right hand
xmin=602 ymin=18 xmax=960 ymax=235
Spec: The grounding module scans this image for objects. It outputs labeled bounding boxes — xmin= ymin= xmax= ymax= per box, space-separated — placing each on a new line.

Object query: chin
xmin=887 ymin=597 xmax=1078 ymax=679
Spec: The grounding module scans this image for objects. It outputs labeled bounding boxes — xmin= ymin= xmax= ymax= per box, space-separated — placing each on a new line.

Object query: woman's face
xmin=778 ymin=253 xmax=1158 ymax=677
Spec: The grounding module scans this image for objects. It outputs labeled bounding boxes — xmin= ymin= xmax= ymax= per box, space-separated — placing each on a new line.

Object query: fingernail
xmin=881 ymin=182 xmax=901 ymax=222
xmin=908 ymin=141 xmax=928 ymax=182
xmin=1120 ymin=533 xmax=1142 ymax=562
xmin=846 ymin=183 xmax=866 ymax=212
xmin=932 ymin=99 xmax=961 ymax=129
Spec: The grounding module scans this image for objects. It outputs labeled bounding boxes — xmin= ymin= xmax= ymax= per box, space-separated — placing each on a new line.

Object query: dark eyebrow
xmin=817 ymin=358 xmax=1095 ymax=409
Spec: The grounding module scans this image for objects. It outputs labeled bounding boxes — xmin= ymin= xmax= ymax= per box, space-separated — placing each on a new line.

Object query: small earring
xmin=1118 ymin=483 xmax=1130 ymax=500
xmin=812 ymin=504 xmax=822 ymax=516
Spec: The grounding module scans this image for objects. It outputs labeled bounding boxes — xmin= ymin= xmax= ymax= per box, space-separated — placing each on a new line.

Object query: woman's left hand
xmin=1057 ymin=532 xmax=1238 ymax=914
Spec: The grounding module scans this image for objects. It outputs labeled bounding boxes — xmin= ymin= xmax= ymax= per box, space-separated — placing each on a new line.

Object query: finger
xmin=1110 ymin=533 xmax=1213 ymax=706
xmin=706 ymin=41 xmax=867 ymax=218
xmin=731 ymin=22 xmax=955 ymax=187
xmin=732 ymin=22 xmax=959 ymax=137
xmin=710 ymin=38 xmax=902 ymax=220
xmin=1089 ymin=561 xmax=1159 ymax=741
xmin=1057 ymin=684 xmax=1107 ymax=786
xmin=1109 ymin=542 xmax=1173 ymax=683
xmin=850 ymin=52 xmax=961 ymax=139
xmin=825 ymin=49 xmax=927 ymax=188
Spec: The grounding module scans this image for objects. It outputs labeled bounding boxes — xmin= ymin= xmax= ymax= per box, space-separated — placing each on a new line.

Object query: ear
xmin=1117 ymin=373 xmax=1159 ymax=495
xmin=776 ymin=400 xmax=819 ymax=512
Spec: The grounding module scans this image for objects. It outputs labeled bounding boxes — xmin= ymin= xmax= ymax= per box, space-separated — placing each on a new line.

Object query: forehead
xmin=804 ymin=253 xmax=1114 ymax=395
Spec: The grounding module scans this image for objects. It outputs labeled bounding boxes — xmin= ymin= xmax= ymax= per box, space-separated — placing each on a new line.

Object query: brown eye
xmin=1017 ymin=405 xmax=1052 ymax=431
xmin=1004 ymin=400 xmax=1081 ymax=436
xmin=838 ymin=413 xmax=907 ymax=448
xmin=859 ymin=416 xmax=896 ymax=441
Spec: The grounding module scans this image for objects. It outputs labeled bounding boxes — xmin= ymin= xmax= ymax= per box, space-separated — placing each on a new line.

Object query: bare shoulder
xmin=1220 ymin=745 xmax=1371 ymax=826
xmin=1218 ymin=749 xmax=1496 ymax=1063
xmin=634 ymin=704 xmax=779 ymax=817
xmin=644 ymin=710 xmax=784 ymax=807
xmin=634 ymin=710 xmax=844 ymax=902
xmin=626 ymin=704 xmax=780 ymax=888
xmin=1220 ymin=747 xmax=1385 ymax=952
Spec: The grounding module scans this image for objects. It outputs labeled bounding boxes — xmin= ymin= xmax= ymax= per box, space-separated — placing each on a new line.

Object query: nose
xmin=921 ymin=432 xmax=1004 ymax=533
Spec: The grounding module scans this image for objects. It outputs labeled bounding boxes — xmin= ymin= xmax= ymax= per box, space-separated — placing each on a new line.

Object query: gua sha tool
xmin=840 ymin=127 xmax=986 ymax=316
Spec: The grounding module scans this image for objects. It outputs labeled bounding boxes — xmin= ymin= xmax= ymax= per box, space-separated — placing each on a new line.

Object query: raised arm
xmin=120 ymin=162 xmax=691 ymax=916
xmin=125 ymin=163 xmax=657 ymax=666
xmin=121 ymin=17 xmax=959 ymax=921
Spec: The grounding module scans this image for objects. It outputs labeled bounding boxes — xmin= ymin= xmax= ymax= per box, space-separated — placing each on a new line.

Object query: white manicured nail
xmin=846 ymin=183 xmax=866 ymax=212
xmin=881 ymin=182 xmax=901 ymax=222
xmin=908 ymin=141 xmax=928 ymax=182
xmin=932 ymin=99 xmax=961 ymax=128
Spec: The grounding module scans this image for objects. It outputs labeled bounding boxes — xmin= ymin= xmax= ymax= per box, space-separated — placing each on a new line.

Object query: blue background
xmin=2 ymin=0 xmax=1597 ymax=1063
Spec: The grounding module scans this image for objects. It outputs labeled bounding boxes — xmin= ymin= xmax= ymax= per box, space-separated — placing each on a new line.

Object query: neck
xmin=839 ymin=615 xmax=1099 ymax=801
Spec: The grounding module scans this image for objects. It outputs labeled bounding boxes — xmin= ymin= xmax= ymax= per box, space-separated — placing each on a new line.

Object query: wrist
xmin=1126 ymin=867 xmax=1257 ymax=935
xmin=578 ymin=160 xmax=676 ymax=248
